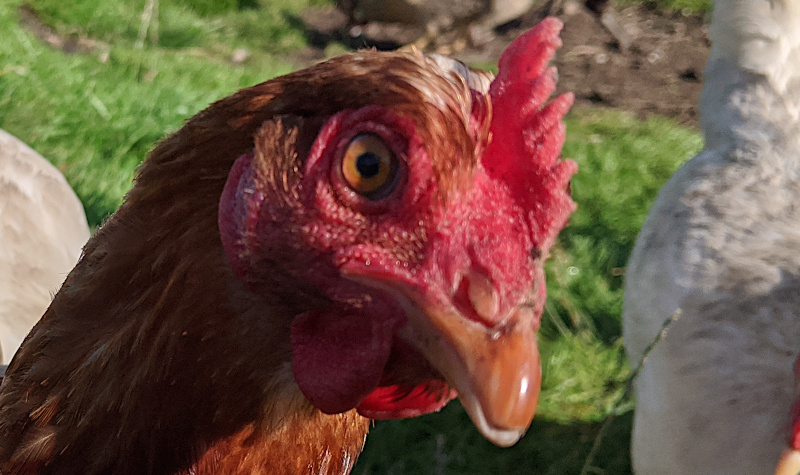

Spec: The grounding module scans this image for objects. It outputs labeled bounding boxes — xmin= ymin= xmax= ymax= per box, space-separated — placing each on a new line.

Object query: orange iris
xmin=341 ymin=134 xmax=398 ymax=199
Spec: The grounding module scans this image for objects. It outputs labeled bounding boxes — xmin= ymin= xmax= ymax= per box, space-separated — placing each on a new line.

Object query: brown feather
xmin=0 ymin=50 xmax=484 ymax=474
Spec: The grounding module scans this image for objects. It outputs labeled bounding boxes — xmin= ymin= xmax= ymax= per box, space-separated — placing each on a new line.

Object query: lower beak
xmin=775 ymin=449 xmax=800 ymax=475
xmin=396 ymin=297 xmax=541 ymax=447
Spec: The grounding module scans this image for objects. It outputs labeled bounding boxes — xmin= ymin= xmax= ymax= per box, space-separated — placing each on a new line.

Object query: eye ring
xmin=341 ymin=133 xmax=400 ymax=200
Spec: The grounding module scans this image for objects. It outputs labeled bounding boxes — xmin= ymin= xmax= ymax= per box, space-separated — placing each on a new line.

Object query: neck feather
xmin=700 ymin=0 xmax=800 ymax=160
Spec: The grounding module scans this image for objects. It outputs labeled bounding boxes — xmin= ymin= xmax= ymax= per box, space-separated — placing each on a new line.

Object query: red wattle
xmin=290 ymin=306 xmax=403 ymax=415
xmin=357 ymin=381 xmax=457 ymax=420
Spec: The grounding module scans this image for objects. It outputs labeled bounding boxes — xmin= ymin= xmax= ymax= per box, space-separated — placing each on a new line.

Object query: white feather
xmin=0 ymin=129 xmax=90 ymax=364
xmin=623 ymin=0 xmax=800 ymax=473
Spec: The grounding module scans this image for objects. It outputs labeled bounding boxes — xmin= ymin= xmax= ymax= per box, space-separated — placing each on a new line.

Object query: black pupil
xmin=356 ymin=152 xmax=382 ymax=178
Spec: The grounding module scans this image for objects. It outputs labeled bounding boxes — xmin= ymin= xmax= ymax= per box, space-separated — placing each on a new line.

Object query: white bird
xmin=0 ymin=129 xmax=90 ymax=364
xmin=623 ymin=0 xmax=800 ymax=473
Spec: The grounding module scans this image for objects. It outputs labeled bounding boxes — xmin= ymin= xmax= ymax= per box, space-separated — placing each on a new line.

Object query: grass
xmin=618 ymin=0 xmax=713 ymax=13
xmin=0 ymin=0 xmax=704 ymax=472
xmin=546 ymin=111 xmax=702 ymax=343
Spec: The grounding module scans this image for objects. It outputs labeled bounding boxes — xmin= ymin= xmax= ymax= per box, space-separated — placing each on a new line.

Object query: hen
xmin=0 ymin=129 xmax=90 ymax=364
xmin=0 ymin=18 xmax=575 ymax=474
xmin=623 ymin=0 xmax=800 ymax=473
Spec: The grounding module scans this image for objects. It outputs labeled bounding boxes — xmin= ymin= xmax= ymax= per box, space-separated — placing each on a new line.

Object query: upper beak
xmin=398 ymin=302 xmax=540 ymax=447
xmin=775 ymin=449 xmax=800 ymax=475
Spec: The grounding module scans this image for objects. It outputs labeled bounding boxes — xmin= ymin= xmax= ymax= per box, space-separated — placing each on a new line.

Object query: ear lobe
xmin=219 ymin=153 xmax=262 ymax=281
xmin=219 ymin=117 xmax=319 ymax=283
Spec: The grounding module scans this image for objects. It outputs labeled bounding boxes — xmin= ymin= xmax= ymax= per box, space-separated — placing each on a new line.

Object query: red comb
xmin=483 ymin=17 xmax=576 ymax=251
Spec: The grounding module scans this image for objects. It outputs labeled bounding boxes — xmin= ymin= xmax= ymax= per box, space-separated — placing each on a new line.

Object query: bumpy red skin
xmin=219 ymin=18 xmax=575 ymax=420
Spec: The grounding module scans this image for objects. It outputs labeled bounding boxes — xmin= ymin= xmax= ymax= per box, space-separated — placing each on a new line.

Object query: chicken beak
xmin=344 ymin=269 xmax=541 ymax=447
xmin=393 ymin=290 xmax=541 ymax=447
xmin=775 ymin=449 xmax=800 ymax=475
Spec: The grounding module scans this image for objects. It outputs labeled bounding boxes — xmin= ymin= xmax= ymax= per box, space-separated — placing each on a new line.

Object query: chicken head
xmin=218 ymin=18 xmax=575 ymax=447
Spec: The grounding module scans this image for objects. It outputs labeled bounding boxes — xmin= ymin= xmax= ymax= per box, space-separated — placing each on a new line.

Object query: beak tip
xmin=775 ymin=448 xmax=800 ymax=475
xmin=463 ymin=396 xmax=528 ymax=447
xmin=484 ymin=428 xmax=526 ymax=448
xmin=457 ymin=376 xmax=537 ymax=448
xmin=485 ymin=427 xmax=526 ymax=448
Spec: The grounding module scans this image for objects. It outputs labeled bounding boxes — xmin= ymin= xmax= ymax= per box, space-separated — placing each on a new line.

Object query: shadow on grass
xmin=284 ymin=11 xmax=403 ymax=52
xmin=355 ymin=402 xmax=632 ymax=474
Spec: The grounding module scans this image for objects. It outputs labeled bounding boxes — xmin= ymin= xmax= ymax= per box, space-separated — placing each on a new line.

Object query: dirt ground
xmin=302 ymin=2 xmax=712 ymax=127
xmin=20 ymin=1 xmax=712 ymax=128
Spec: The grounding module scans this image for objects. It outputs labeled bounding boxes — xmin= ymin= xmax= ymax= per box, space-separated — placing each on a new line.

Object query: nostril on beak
xmin=455 ymin=271 xmax=500 ymax=326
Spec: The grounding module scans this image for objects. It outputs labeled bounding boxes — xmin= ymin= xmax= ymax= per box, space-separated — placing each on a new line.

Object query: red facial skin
xmin=219 ymin=17 xmax=575 ymax=435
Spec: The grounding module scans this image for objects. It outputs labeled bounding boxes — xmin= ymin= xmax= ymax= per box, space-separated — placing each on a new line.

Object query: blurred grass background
xmin=0 ymin=0 xmax=707 ymax=472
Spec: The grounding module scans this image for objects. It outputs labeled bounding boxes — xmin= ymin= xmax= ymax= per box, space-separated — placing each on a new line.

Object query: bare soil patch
xmin=301 ymin=2 xmax=712 ymax=127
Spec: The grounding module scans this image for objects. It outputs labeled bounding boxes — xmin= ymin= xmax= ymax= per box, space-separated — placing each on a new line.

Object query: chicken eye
xmin=341 ymin=134 xmax=399 ymax=199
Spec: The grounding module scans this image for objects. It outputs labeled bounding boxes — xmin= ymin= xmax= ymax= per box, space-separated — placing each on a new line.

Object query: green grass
xmin=619 ymin=0 xmax=713 ymax=13
xmin=0 ymin=0 xmax=704 ymax=472
xmin=545 ymin=110 xmax=703 ymax=342
xmin=28 ymin=0 xmax=327 ymax=54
